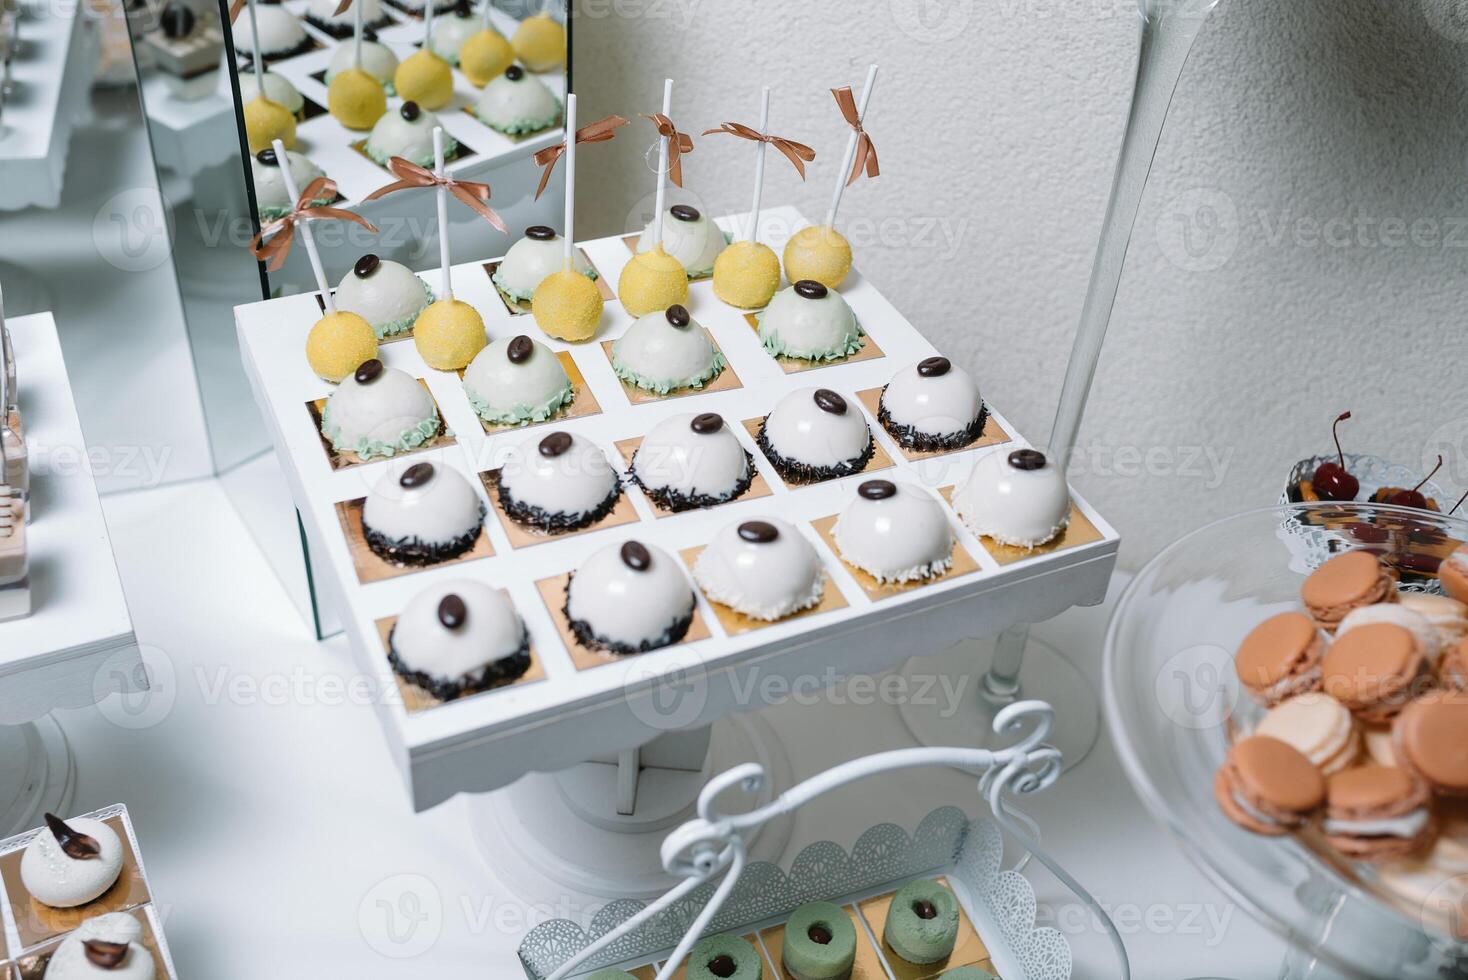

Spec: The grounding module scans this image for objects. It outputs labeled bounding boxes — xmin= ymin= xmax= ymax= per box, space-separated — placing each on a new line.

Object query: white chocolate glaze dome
xmin=758 ymin=279 xmax=861 ymax=361
xmin=250 ymin=147 xmax=326 ymax=220
xmin=566 ymin=540 xmax=695 ymax=654
xmin=630 ymin=412 xmax=752 ymax=511
xmin=474 ymin=65 xmax=561 ymax=135
xmin=326 ymin=37 xmax=399 ymax=87
xmin=232 ymin=4 xmax=307 ymax=56
xmin=389 ymin=579 xmax=530 ymax=699
xmin=494 ymin=430 xmax=620 ymax=531
xmin=492 ymin=226 xmax=595 ymax=301
xmin=20 ymin=814 xmax=125 ymax=908
xmin=833 ymin=479 xmax=955 ymax=583
xmin=953 ymin=448 xmax=1071 ymax=549
xmin=366 ymin=101 xmax=456 ymax=168
xmin=362 ymin=459 xmax=484 ymax=565
xmin=334 ymin=253 xmax=432 ymax=339
xmin=611 ymin=304 xmax=724 ymax=394
xmin=463 ymin=333 xmax=573 ymax=425
xmin=320 ymin=359 xmax=439 ymax=460
xmin=636 ymin=203 xmax=727 ymax=277
xmin=758 ymin=387 xmax=873 ymax=483
xmin=693 ymin=518 xmax=824 ymax=621
xmin=879 ymin=355 xmax=985 ymax=451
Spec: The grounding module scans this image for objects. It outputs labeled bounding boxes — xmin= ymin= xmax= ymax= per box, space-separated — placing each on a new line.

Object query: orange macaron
xmin=1214 ymin=735 xmax=1326 ymax=836
xmin=1234 ymin=612 xmax=1327 ymax=706
xmin=1322 ymin=764 xmax=1436 ymax=862
xmin=1321 ymin=623 xmax=1431 ymax=724
xmin=1301 ymin=551 xmax=1399 ymax=632
xmin=1395 ymin=692 xmax=1468 ymax=796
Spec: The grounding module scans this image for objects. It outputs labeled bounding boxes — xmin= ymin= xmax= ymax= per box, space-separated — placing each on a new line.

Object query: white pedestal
xmin=0 ymin=716 xmax=75 ymax=837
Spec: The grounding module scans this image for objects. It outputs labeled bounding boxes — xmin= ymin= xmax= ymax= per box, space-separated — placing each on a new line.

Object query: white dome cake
xmin=231 ymin=3 xmax=308 ymax=57
xmin=493 ymin=430 xmax=621 ymax=532
xmin=630 ymin=412 xmax=754 ymax=512
xmin=463 ymin=334 xmax=573 ymax=425
xmin=44 ymin=912 xmax=154 ymax=980
xmin=250 ymin=147 xmax=328 ymax=221
xmin=492 ymin=225 xmax=596 ymax=302
xmin=566 ymin=540 xmax=696 ymax=654
xmin=758 ymin=387 xmax=873 ymax=484
xmin=834 ymin=479 xmax=956 ymax=584
xmin=429 ymin=0 xmax=479 ymax=62
xmin=611 ymin=304 xmax=725 ymax=394
xmin=325 ymin=33 xmax=399 ymax=88
xmin=693 ymin=518 xmax=824 ymax=621
xmin=320 ymin=359 xmax=440 ymax=461
xmin=366 ymin=101 xmax=456 ymax=168
xmin=21 ymin=813 xmax=125 ymax=908
xmin=237 ymin=70 xmax=302 ymax=114
xmin=879 ymin=355 xmax=986 ymax=452
xmin=388 ymin=580 xmax=531 ymax=700
xmin=954 ymin=448 xmax=1071 ymax=549
xmin=758 ymin=279 xmax=862 ymax=361
xmin=474 ymin=64 xmax=561 ymax=135
xmin=305 ymin=0 xmax=388 ymax=36
xmin=362 ymin=460 xmax=484 ymax=566
xmin=636 ymin=203 xmax=727 ymax=277
xmin=334 ymin=253 xmax=432 ymax=339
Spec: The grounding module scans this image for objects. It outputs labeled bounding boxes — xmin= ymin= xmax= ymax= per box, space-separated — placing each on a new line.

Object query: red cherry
xmin=1312 ymin=412 xmax=1358 ymax=501
xmin=1385 ymin=455 xmax=1442 ymax=512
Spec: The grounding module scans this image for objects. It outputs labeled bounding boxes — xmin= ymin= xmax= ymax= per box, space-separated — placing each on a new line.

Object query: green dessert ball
xmin=883 ymin=879 xmax=961 ymax=966
xmin=938 ymin=969 xmax=997 ymax=980
xmin=782 ymin=901 xmax=856 ymax=980
xmin=687 ymin=933 xmax=764 ymax=979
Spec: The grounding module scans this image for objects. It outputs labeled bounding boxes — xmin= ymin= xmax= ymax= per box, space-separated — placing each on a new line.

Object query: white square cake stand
xmin=234 ymin=206 xmax=1119 ymax=899
xmin=0 ymin=314 xmax=141 ymax=837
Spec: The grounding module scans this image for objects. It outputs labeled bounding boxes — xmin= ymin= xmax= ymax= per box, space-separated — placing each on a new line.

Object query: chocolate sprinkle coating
xmin=621 ymin=540 xmax=651 ymax=570
xmin=756 ymin=416 xmax=875 ymax=485
xmin=665 ymin=304 xmax=691 ymax=327
xmin=917 ymin=355 xmax=951 ymax=377
xmin=670 ymin=203 xmax=700 ymax=222
xmin=44 ymin=813 xmax=101 ymax=860
xmin=563 ymin=573 xmax=694 ymax=656
xmin=354 ymin=253 xmax=381 ymax=278
xmin=256 ymin=148 xmax=278 ymax=166
xmin=438 ymin=594 xmax=468 ymax=629
xmin=387 ymin=623 xmax=532 ymax=702
xmin=794 ymin=279 xmax=828 ymax=300
xmin=627 ymin=449 xmax=756 ymax=513
xmin=399 ymin=462 xmax=435 ymax=489
xmin=490 ymin=471 xmax=622 ymax=533
xmin=738 ymin=520 xmax=779 ymax=543
xmin=505 ymin=64 xmax=524 ymax=80
xmin=877 ymin=385 xmax=989 ymax=453
xmin=363 ymin=505 xmax=485 ymax=567
xmin=858 ymin=479 xmax=897 ymax=500
xmin=507 ymin=335 xmax=534 ymax=363
xmin=355 ymin=358 xmax=384 ymax=384
xmin=400 ymin=101 xmax=421 ymax=121
xmin=690 ymin=412 xmax=723 ymax=434
xmin=525 ymin=225 xmax=556 ymax=241
xmin=1009 ymin=448 xmax=1047 ymax=471
xmin=305 ymin=3 xmax=389 ymax=38
xmin=813 ymin=389 xmax=847 ymax=415
xmin=538 ymin=432 xmax=572 ymax=457
xmin=83 ymin=940 xmax=129 ymax=969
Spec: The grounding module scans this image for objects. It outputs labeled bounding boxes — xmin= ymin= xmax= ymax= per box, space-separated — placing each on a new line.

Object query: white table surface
xmin=0 ymin=313 xmax=139 ymax=726
xmin=46 ymin=471 xmax=1286 ymax=978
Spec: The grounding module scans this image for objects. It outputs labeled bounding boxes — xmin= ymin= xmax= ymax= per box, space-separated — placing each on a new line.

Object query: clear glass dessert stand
xmin=0 ymin=716 xmax=76 ymax=837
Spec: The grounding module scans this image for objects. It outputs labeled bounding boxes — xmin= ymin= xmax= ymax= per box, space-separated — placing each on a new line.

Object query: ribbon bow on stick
xmin=532 ymin=114 xmax=630 ymax=200
xmin=832 ymin=85 xmax=879 ymax=187
xmin=642 ymin=112 xmax=694 ymax=188
xmin=701 ymin=121 xmax=816 ymax=179
xmin=250 ymin=178 xmax=376 ymax=271
xmin=364 ymin=157 xmax=508 ymax=233
xmin=228 ymin=0 xmax=245 ymax=23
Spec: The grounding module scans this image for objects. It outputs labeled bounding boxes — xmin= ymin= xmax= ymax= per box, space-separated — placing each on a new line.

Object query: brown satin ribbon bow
xmin=532 ymin=115 xmax=630 ymax=200
xmin=832 ymin=86 xmax=879 ymax=187
xmin=701 ymin=122 xmax=816 ymax=180
xmin=250 ymin=178 xmax=377 ymax=272
xmin=333 ymin=0 xmax=353 ymax=16
xmin=229 ymin=0 xmax=245 ymax=24
xmin=364 ymin=157 xmax=508 ymax=233
xmin=642 ymin=112 xmax=694 ymax=188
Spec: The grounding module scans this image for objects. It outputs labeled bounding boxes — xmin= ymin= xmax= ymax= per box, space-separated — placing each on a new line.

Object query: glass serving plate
xmin=1104 ymin=503 xmax=1468 ymax=980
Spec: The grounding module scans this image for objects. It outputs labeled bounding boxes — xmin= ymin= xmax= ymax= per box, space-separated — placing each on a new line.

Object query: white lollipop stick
xmin=825 ymin=63 xmax=878 ymax=229
xmin=745 ymin=85 xmax=770 ymax=243
xmin=246 ymin=0 xmax=265 ymax=90
xmin=481 ymin=0 xmax=491 ymax=31
xmin=563 ymin=92 xmax=577 ymax=268
xmin=271 ymin=138 xmax=334 ymax=313
xmin=653 ymin=77 xmax=672 ymax=249
xmin=353 ymin=0 xmax=363 ymax=68
xmin=424 ymin=0 xmax=434 ymax=53
xmin=434 ymin=127 xmax=453 ymax=300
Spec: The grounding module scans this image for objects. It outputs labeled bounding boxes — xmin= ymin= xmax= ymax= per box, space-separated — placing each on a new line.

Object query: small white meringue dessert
xmin=474 ymin=64 xmax=561 ymax=134
xmin=21 ymin=814 xmax=125 ymax=908
xmin=362 ymin=460 xmax=484 ymax=565
xmin=636 ymin=203 xmax=727 ymax=277
xmin=495 ymin=430 xmax=620 ymax=531
xmin=492 ymin=225 xmax=596 ymax=301
xmin=954 ymin=448 xmax=1071 ymax=549
xmin=325 ymin=35 xmax=399 ymax=88
xmin=694 ymin=518 xmax=824 ymax=621
xmin=1337 ymin=602 xmax=1444 ymax=665
xmin=631 ymin=412 xmax=752 ymax=512
xmin=758 ymin=387 xmax=873 ymax=483
xmin=611 ymin=304 xmax=725 ymax=394
xmin=389 ymin=579 xmax=530 ymax=699
xmin=43 ymin=912 xmax=154 ymax=980
xmin=237 ymin=70 xmax=303 ymax=114
xmin=334 ymin=253 xmax=432 ymax=339
xmin=365 ymin=101 xmax=456 ymax=168
xmin=758 ymin=279 xmax=862 ymax=361
xmin=231 ymin=4 xmax=307 ymax=56
xmin=566 ymin=540 xmax=696 ymax=653
xmin=463 ymin=333 xmax=573 ymax=425
xmin=250 ymin=147 xmax=327 ymax=220
xmin=879 ymin=355 xmax=986 ymax=451
xmin=320 ymin=359 xmax=440 ymax=461
xmin=834 ymin=479 xmax=956 ymax=584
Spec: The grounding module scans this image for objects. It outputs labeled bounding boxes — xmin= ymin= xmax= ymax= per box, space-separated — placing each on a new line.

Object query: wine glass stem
xmin=981 ymin=8 xmax=1210 ymax=709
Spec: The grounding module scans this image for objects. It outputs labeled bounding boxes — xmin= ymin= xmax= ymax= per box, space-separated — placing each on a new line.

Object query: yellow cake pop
xmin=394 ymin=49 xmax=454 ymax=111
xmin=459 ymin=28 xmax=514 ymax=87
xmin=511 ymin=13 xmax=564 ymax=72
xmin=532 ymin=267 xmax=602 ymax=342
xmin=243 ymin=95 xmax=296 ymax=154
xmin=712 ymin=240 xmax=780 ymax=310
xmin=306 ymin=311 xmax=378 ymax=382
xmin=617 ymin=246 xmax=687 ymax=317
xmin=328 ymin=67 xmax=387 ymax=131
xmin=413 ymin=298 xmax=486 ymax=370
xmin=782 ymin=225 xmax=852 ymax=289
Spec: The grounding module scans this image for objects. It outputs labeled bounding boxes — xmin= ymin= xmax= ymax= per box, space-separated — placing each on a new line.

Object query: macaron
xmin=1254 ymin=693 xmax=1360 ymax=775
xmin=1321 ymin=623 xmax=1430 ymax=724
xmin=1301 ymin=550 xmax=1399 ymax=632
xmin=1234 ymin=612 xmax=1326 ymax=706
xmin=1363 ymin=724 xmax=1399 ymax=768
xmin=1322 ymin=764 xmax=1436 ymax=862
xmin=1442 ymin=637 xmax=1468 ymax=692
xmin=1214 ymin=735 xmax=1326 ymax=836
xmin=1399 ymin=593 xmax=1468 ymax=653
xmin=1338 ymin=601 xmax=1444 ymax=665
xmin=1441 ymin=545 xmax=1468 ymax=604
xmin=1395 ymin=692 xmax=1468 ymax=795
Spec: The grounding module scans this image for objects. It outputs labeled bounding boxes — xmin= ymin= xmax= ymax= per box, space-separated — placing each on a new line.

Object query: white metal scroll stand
xmin=541 ymin=702 xmax=1130 ymax=980
xmin=899 ymin=0 xmax=1226 ymax=768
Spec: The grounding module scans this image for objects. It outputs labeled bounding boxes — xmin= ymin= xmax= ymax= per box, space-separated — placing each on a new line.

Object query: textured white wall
xmin=574 ymin=0 xmax=1468 ymax=568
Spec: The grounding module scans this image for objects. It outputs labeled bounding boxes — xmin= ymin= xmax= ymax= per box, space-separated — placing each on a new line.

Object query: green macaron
xmin=686 ymin=933 xmax=765 ymax=979
xmin=782 ymin=901 xmax=857 ymax=980
xmin=883 ymin=879 xmax=960 ymax=965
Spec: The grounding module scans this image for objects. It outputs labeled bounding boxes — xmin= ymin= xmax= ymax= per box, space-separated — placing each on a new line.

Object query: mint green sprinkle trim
xmin=320 ymin=406 xmax=441 ymax=460
xmin=258 ymin=194 xmax=334 ymax=222
xmin=492 ymin=264 xmax=598 ymax=303
xmin=756 ymin=311 xmax=865 ymax=362
xmin=474 ymin=104 xmax=563 ymax=136
xmin=464 ymin=378 xmax=574 ymax=425
xmin=364 ymin=135 xmax=457 ymax=168
xmin=610 ymin=349 xmax=726 ymax=395
xmin=372 ymin=281 xmax=434 ymax=339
